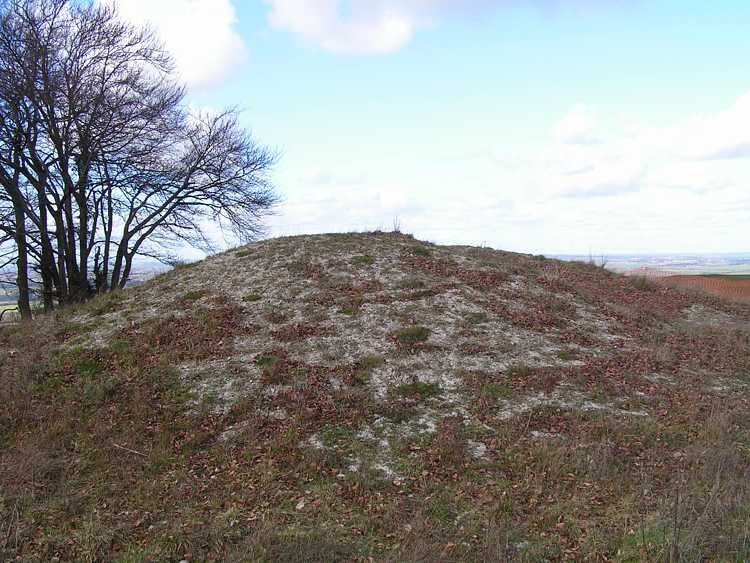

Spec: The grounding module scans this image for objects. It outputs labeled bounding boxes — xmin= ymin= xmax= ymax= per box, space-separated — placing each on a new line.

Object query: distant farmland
xmin=658 ymin=274 xmax=750 ymax=302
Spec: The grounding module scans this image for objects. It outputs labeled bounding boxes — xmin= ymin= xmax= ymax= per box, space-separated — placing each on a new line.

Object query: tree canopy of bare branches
xmin=0 ymin=0 xmax=278 ymax=318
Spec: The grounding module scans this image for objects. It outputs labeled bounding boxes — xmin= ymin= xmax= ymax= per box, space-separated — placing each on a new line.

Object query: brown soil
xmin=659 ymin=275 xmax=750 ymax=302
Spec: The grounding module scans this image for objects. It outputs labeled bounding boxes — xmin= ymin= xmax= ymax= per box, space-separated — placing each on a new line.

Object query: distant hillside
xmin=555 ymin=252 xmax=750 ymax=276
xmin=2 ymin=232 xmax=750 ymax=561
xmin=0 ymin=295 xmax=15 ymax=304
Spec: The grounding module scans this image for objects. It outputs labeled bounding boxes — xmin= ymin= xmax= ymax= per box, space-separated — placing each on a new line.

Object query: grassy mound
xmin=1 ymin=232 xmax=750 ymax=561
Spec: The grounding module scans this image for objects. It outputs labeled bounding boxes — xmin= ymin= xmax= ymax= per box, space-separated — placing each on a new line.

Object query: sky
xmin=111 ymin=0 xmax=750 ymax=255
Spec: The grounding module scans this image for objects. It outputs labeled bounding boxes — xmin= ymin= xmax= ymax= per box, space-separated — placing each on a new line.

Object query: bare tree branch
xmin=0 ymin=0 xmax=278 ymax=309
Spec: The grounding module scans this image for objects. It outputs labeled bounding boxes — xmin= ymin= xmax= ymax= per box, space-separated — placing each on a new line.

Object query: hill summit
xmin=2 ymin=232 xmax=750 ymax=561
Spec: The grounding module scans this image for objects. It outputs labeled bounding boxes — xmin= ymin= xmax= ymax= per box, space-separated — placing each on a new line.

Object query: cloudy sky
xmin=113 ymin=0 xmax=750 ymax=255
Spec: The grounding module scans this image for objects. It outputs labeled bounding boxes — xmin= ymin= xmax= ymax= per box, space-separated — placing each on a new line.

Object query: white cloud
xmin=268 ymin=90 xmax=750 ymax=254
xmin=262 ymin=0 xmax=632 ymax=55
xmin=534 ymin=131 xmax=646 ymax=198
xmin=109 ymin=0 xmax=246 ymax=88
xmin=553 ymin=103 xmax=602 ymax=145
xmin=537 ymin=92 xmax=750 ymax=199
xmin=263 ymin=0 xmax=414 ymax=54
xmin=648 ymin=91 xmax=750 ymax=161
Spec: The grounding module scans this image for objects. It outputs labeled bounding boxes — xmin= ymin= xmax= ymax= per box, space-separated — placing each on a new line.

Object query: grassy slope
xmin=1 ymin=232 xmax=750 ymax=562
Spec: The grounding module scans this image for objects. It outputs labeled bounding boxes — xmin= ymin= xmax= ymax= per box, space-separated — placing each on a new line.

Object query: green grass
xmin=256 ymin=353 xmax=288 ymax=384
xmin=397 ymin=277 xmax=425 ymax=290
xmin=87 ymin=292 xmax=124 ymax=316
xmin=703 ymin=274 xmax=750 ymax=280
xmin=256 ymin=354 xmax=280 ymax=369
xmin=350 ymin=355 xmax=385 ymax=386
xmin=352 ymin=255 xmax=375 ymax=266
xmin=320 ymin=424 xmax=354 ymax=447
xmin=73 ymin=357 xmax=105 ymax=379
xmin=631 ymin=276 xmax=656 ymax=291
xmin=396 ymin=381 xmax=442 ymax=399
xmin=395 ymin=326 xmax=430 ymax=344
xmin=506 ymin=362 xmax=533 ymax=379
xmin=243 ymin=293 xmax=263 ymax=303
xmin=377 ymin=402 xmax=419 ymax=423
xmin=359 ymin=355 xmax=384 ymax=371
xmin=557 ymin=349 xmax=578 ymax=361
xmin=480 ymin=382 xmax=514 ymax=399
xmin=181 ymin=290 xmax=205 ymax=303
xmin=171 ymin=260 xmax=199 ymax=271
xmin=465 ymin=312 xmax=490 ymax=325
xmin=411 ymin=246 xmax=431 ymax=257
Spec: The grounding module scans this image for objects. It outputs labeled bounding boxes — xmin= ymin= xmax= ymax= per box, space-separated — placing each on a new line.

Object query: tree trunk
xmin=100 ymin=185 xmax=114 ymax=292
xmin=62 ymin=197 xmax=89 ymax=302
xmin=53 ymin=212 xmax=69 ymax=303
xmin=13 ymin=202 xmax=32 ymax=320
xmin=110 ymin=235 xmax=128 ymax=291
xmin=119 ymin=253 xmax=134 ymax=290
xmin=37 ymin=192 xmax=55 ymax=311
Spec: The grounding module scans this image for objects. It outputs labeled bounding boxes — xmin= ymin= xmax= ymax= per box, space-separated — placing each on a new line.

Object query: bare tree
xmin=0 ymin=0 xmax=278 ymax=315
xmin=104 ymin=109 xmax=277 ymax=290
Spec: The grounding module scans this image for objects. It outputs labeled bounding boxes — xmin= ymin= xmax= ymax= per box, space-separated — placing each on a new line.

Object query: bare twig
xmin=112 ymin=442 xmax=148 ymax=458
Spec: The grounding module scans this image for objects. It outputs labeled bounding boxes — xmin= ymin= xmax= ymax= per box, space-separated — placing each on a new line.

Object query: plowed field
xmin=659 ymin=274 xmax=750 ymax=302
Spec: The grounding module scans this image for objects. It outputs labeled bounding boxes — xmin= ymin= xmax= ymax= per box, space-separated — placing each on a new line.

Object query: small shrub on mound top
xmin=256 ymin=354 xmax=280 ymax=371
xmin=506 ymin=362 xmax=532 ymax=379
xmin=359 ymin=355 xmax=385 ymax=371
xmin=481 ymin=382 xmax=513 ymax=399
xmin=73 ymin=356 xmax=105 ymax=379
xmin=631 ymin=275 xmax=656 ymax=291
xmin=352 ymin=255 xmax=374 ymax=266
xmin=256 ymin=353 xmax=286 ymax=384
xmin=180 ymin=290 xmax=205 ymax=304
xmin=350 ymin=355 xmax=385 ymax=386
xmin=87 ymin=291 xmax=124 ymax=316
xmin=397 ymin=381 xmax=442 ymax=399
xmin=396 ymin=326 xmax=430 ymax=345
xmin=398 ymin=277 xmax=425 ymax=290
xmin=465 ymin=312 xmax=489 ymax=325
xmin=557 ymin=349 xmax=578 ymax=361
